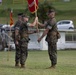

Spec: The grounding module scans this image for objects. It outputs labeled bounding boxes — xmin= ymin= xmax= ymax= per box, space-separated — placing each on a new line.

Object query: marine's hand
xmin=35 ymin=17 xmax=38 ymax=24
xmin=33 ymin=30 xmax=38 ymax=33
xmin=35 ymin=17 xmax=38 ymax=21
xmin=37 ymin=38 xmax=41 ymax=43
xmin=15 ymin=41 xmax=19 ymax=45
xmin=32 ymin=17 xmax=38 ymax=26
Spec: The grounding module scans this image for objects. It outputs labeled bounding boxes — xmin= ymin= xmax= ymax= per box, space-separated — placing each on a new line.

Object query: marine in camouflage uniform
xmin=45 ymin=18 xmax=58 ymax=68
xmin=19 ymin=15 xmax=38 ymax=68
xmin=14 ymin=13 xmax=23 ymax=67
xmin=19 ymin=21 xmax=29 ymax=68
xmin=38 ymin=9 xmax=59 ymax=69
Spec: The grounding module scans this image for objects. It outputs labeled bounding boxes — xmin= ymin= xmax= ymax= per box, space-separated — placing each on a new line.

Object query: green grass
xmin=0 ymin=50 xmax=76 ymax=75
xmin=53 ymin=1 xmax=76 ymax=10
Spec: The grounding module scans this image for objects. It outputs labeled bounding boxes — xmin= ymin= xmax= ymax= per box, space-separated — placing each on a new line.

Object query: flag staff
xmin=34 ymin=0 xmax=37 ymax=17
xmin=5 ymin=8 xmax=9 ymax=61
xmin=34 ymin=0 xmax=39 ymax=37
xmin=7 ymin=9 xmax=14 ymax=61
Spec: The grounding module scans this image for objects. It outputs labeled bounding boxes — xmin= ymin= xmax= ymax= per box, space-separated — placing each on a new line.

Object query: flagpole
xmin=7 ymin=9 xmax=11 ymax=61
xmin=7 ymin=9 xmax=13 ymax=61
xmin=7 ymin=23 xmax=12 ymax=61
xmin=34 ymin=0 xmax=39 ymax=38
xmin=6 ymin=8 xmax=9 ymax=61
xmin=34 ymin=0 xmax=37 ymax=17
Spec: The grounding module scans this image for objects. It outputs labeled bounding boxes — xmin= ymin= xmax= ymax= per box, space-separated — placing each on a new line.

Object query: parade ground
xmin=0 ymin=50 xmax=76 ymax=75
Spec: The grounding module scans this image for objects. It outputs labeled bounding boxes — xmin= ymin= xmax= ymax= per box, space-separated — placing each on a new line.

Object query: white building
xmin=1 ymin=29 xmax=76 ymax=51
xmin=28 ymin=29 xmax=76 ymax=50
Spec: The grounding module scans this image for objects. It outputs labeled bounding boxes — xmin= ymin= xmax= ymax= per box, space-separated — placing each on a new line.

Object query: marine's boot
xmin=46 ymin=65 xmax=56 ymax=69
xmin=21 ymin=64 xmax=25 ymax=68
xmin=15 ymin=63 xmax=19 ymax=67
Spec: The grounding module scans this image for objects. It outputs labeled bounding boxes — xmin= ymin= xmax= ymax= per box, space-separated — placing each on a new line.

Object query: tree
xmin=38 ymin=0 xmax=55 ymax=23
xmin=25 ymin=0 xmax=55 ymax=23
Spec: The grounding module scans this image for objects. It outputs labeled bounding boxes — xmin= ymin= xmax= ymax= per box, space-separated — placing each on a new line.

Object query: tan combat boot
xmin=21 ymin=64 xmax=25 ymax=68
xmin=15 ymin=63 xmax=20 ymax=67
xmin=46 ymin=65 xmax=56 ymax=69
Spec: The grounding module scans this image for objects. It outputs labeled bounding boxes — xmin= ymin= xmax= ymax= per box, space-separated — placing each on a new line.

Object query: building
xmin=28 ymin=29 xmax=76 ymax=50
xmin=0 ymin=29 xmax=76 ymax=51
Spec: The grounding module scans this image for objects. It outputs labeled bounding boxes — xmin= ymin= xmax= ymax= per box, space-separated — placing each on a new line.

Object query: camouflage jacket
xmin=13 ymin=20 xmax=22 ymax=42
xmin=45 ymin=18 xmax=58 ymax=43
xmin=19 ymin=22 xmax=29 ymax=43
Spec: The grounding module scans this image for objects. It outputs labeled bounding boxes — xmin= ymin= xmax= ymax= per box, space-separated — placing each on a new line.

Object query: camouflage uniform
xmin=14 ymin=20 xmax=22 ymax=65
xmin=45 ymin=18 xmax=58 ymax=66
xmin=19 ymin=21 xmax=29 ymax=66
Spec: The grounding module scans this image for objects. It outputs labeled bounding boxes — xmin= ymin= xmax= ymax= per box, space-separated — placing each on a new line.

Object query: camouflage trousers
xmin=15 ymin=41 xmax=28 ymax=65
xmin=48 ymin=42 xmax=57 ymax=66
xmin=15 ymin=44 xmax=21 ymax=64
xmin=20 ymin=40 xmax=28 ymax=65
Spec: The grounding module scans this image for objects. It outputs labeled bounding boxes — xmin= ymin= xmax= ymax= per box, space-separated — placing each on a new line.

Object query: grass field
xmin=0 ymin=50 xmax=76 ymax=75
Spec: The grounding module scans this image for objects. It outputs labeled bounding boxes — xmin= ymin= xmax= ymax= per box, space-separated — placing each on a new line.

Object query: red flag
xmin=27 ymin=0 xmax=38 ymax=13
xmin=10 ymin=10 xmax=14 ymax=26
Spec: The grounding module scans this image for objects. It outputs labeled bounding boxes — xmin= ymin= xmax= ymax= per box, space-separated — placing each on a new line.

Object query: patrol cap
xmin=47 ymin=9 xmax=55 ymax=14
xmin=22 ymin=14 xmax=29 ymax=18
xmin=18 ymin=13 xmax=23 ymax=16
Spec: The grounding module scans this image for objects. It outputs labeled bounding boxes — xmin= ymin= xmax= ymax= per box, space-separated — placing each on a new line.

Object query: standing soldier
xmin=14 ymin=13 xmax=23 ymax=67
xmin=37 ymin=9 xmax=60 ymax=69
xmin=19 ymin=14 xmax=38 ymax=68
